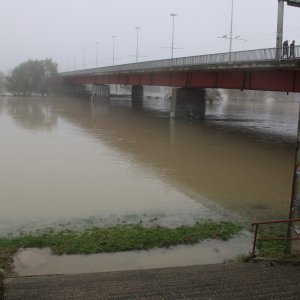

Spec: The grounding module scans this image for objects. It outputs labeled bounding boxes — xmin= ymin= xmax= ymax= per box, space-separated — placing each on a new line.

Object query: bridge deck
xmin=60 ymin=46 xmax=300 ymax=77
xmin=60 ymin=46 xmax=300 ymax=93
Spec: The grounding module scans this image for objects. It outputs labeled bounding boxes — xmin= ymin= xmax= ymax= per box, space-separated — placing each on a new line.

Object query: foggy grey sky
xmin=1 ymin=0 xmax=300 ymax=73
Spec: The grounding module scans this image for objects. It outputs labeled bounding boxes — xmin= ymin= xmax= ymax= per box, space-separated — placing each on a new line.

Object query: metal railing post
xmin=252 ymin=224 xmax=259 ymax=256
xmin=251 ymin=218 xmax=300 ymax=257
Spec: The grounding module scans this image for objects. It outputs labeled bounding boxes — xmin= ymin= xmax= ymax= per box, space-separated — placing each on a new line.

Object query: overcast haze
xmin=1 ymin=0 xmax=300 ymax=73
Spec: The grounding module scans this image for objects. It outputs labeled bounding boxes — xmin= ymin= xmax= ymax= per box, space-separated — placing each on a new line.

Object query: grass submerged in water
xmin=0 ymin=221 xmax=242 ymax=256
xmin=0 ymin=221 xmax=243 ymax=278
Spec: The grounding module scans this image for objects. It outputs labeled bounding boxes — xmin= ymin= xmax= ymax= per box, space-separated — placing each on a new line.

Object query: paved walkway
xmin=2 ymin=262 xmax=300 ymax=299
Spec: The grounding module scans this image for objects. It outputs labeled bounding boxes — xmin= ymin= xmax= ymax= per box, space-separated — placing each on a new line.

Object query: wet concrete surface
xmin=3 ymin=262 xmax=300 ymax=299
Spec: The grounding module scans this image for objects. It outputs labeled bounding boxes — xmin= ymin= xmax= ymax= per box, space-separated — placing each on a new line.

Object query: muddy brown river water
xmin=0 ymin=90 xmax=299 ymax=274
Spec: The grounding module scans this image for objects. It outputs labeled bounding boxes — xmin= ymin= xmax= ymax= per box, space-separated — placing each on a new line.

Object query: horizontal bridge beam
xmin=70 ymin=69 xmax=300 ymax=93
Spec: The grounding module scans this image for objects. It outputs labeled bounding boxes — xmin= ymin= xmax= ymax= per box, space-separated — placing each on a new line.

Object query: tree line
xmin=1 ymin=59 xmax=59 ymax=96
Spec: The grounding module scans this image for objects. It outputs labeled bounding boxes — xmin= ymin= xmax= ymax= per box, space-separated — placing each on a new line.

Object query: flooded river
xmin=0 ymin=90 xmax=299 ymax=274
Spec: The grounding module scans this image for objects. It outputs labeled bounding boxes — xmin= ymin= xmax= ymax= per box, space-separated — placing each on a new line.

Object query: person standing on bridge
xmin=290 ymin=40 xmax=295 ymax=59
xmin=281 ymin=40 xmax=289 ymax=59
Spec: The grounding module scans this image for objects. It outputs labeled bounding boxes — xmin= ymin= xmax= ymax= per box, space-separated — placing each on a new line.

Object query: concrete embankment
xmin=3 ymin=262 xmax=300 ymax=299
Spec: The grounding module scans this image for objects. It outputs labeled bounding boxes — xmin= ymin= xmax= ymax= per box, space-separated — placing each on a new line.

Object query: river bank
xmin=0 ymin=221 xmax=242 ymax=275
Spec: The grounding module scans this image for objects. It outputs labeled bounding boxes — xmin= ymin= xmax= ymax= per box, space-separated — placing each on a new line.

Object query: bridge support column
xmin=170 ymin=88 xmax=206 ymax=119
xmin=132 ymin=85 xmax=144 ymax=100
xmin=91 ymin=84 xmax=110 ymax=101
xmin=92 ymin=84 xmax=110 ymax=97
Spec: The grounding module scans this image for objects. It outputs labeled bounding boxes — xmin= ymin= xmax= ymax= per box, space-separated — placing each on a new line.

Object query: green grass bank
xmin=0 ymin=221 xmax=242 ymax=274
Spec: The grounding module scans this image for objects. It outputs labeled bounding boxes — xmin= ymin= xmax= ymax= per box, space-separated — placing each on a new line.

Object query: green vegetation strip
xmin=0 ymin=221 xmax=242 ymax=276
xmin=0 ymin=221 xmax=242 ymax=256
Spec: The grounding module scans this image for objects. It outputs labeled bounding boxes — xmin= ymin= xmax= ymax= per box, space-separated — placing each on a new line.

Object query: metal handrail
xmin=251 ymin=218 xmax=300 ymax=256
xmin=60 ymin=45 xmax=300 ymax=77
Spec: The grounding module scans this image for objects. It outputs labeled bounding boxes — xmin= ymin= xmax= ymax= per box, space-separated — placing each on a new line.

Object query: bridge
xmin=61 ymin=46 xmax=300 ymax=118
xmin=60 ymin=45 xmax=300 ymax=254
xmin=61 ymin=46 xmax=300 ymax=92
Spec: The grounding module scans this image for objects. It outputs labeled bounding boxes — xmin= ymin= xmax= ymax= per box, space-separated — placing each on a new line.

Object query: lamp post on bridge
xmin=112 ymin=35 xmax=118 ymax=93
xmin=217 ymin=0 xmax=245 ymax=60
xmin=160 ymin=13 xmax=183 ymax=58
xmin=83 ymin=47 xmax=86 ymax=69
xmin=135 ymin=26 xmax=141 ymax=63
xmin=131 ymin=26 xmax=146 ymax=62
xmin=95 ymin=42 xmax=99 ymax=68
xmin=112 ymin=35 xmax=117 ymax=66
xmin=73 ymin=51 xmax=77 ymax=71
xmin=170 ymin=13 xmax=177 ymax=59
xmin=229 ymin=0 xmax=234 ymax=54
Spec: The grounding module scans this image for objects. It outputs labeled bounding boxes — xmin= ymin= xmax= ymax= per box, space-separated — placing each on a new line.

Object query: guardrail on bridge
xmin=60 ymin=45 xmax=300 ymax=76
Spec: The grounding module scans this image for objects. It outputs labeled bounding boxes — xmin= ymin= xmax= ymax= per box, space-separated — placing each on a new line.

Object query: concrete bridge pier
xmin=131 ymin=85 xmax=144 ymax=110
xmin=91 ymin=84 xmax=110 ymax=101
xmin=170 ymin=88 xmax=206 ymax=119
xmin=132 ymin=85 xmax=144 ymax=100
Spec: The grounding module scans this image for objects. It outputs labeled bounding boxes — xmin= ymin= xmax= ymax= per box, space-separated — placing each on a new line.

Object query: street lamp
xmin=229 ymin=0 xmax=234 ymax=54
xmin=217 ymin=0 xmax=245 ymax=59
xmin=159 ymin=14 xmax=182 ymax=58
xmin=112 ymin=35 xmax=117 ymax=65
xmin=73 ymin=50 xmax=77 ymax=70
xmin=135 ymin=27 xmax=141 ymax=63
xmin=170 ymin=13 xmax=177 ymax=59
xmin=83 ymin=47 xmax=86 ymax=69
xmin=95 ymin=42 xmax=99 ymax=67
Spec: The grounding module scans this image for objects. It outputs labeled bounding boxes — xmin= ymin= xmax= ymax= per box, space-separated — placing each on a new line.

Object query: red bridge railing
xmin=251 ymin=218 xmax=300 ymax=256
